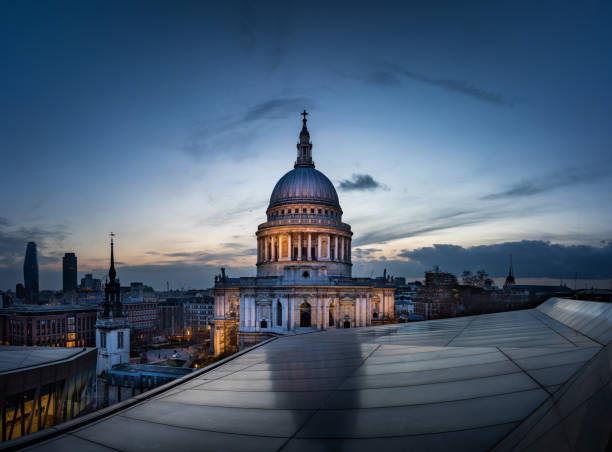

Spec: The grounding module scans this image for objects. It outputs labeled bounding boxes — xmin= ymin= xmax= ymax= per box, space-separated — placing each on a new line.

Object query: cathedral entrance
xmin=300 ymin=302 xmax=311 ymax=327
xmin=343 ymin=320 xmax=351 ymax=329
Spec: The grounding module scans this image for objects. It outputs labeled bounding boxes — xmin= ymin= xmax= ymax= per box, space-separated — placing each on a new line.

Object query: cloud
xmin=162 ymin=248 xmax=256 ymax=262
xmin=482 ymin=165 xmax=611 ymax=200
xmin=353 ymin=247 xmax=383 ymax=259
xmin=361 ymin=63 xmax=510 ymax=106
xmin=338 ymin=174 xmax=384 ymax=191
xmin=366 ymin=71 xmax=401 ymax=87
xmin=0 ymin=222 xmax=66 ymax=268
xmin=183 ymin=97 xmax=310 ymax=158
xmin=352 ymin=207 xmax=513 ymax=247
xmin=0 ymin=221 xmax=68 ymax=289
xmin=398 ymin=241 xmax=612 ymax=279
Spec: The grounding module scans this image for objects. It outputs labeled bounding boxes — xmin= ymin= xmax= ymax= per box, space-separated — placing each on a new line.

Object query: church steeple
xmin=504 ymin=254 xmax=516 ymax=289
xmin=295 ymin=110 xmax=314 ymax=168
xmin=103 ymin=233 xmax=123 ymax=318
xmin=109 ymin=233 xmax=116 ymax=282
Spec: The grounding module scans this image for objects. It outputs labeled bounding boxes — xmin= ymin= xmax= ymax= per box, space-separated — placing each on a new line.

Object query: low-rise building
xmin=185 ymin=295 xmax=214 ymax=340
xmin=0 ymin=346 xmax=97 ymax=442
xmin=122 ymin=299 xmax=159 ymax=348
xmin=100 ymin=363 xmax=193 ymax=407
xmin=0 ymin=305 xmax=97 ymax=347
xmin=414 ymin=267 xmax=460 ymax=320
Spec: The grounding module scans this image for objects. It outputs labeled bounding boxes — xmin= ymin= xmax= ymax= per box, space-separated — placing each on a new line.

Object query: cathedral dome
xmin=269 ymin=166 xmax=340 ymax=209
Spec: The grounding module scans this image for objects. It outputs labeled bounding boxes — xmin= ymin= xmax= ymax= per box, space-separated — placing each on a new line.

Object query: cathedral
xmin=212 ymin=112 xmax=395 ymax=355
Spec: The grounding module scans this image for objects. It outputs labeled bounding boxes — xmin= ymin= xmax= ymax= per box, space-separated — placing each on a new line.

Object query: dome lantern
xmin=295 ymin=109 xmax=314 ymax=168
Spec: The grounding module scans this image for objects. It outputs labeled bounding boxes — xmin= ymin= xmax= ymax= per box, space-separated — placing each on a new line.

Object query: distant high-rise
xmin=62 ymin=253 xmax=78 ymax=293
xmin=23 ymin=242 xmax=39 ymax=304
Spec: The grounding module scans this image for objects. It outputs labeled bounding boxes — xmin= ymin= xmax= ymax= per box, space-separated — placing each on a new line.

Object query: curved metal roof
xmin=269 ymin=166 xmax=340 ymax=209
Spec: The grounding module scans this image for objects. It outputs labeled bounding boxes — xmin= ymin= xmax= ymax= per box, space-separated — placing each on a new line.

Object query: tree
xmin=462 ymin=269 xmax=493 ymax=289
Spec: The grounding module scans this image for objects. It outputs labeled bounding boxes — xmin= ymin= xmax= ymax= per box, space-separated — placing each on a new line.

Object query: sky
xmin=1 ymin=0 xmax=612 ymax=291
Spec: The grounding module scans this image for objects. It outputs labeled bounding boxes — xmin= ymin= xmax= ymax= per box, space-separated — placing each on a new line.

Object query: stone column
xmin=361 ymin=295 xmax=367 ymax=327
xmin=327 ymin=235 xmax=331 ymax=261
xmin=242 ymin=296 xmax=249 ymax=330
xmin=307 ymin=234 xmax=312 ymax=260
xmin=272 ymin=236 xmax=276 ymax=261
xmin=288 ymin=233 xmax=292 ymax=260
xmin=334 ymin=235 xmax=338 ymax=261
xmin=382 ymin=291 xmax=386 ymax=320
xmin=355 ymin=297 xmax=360 ymax=326
xmin=240 ymin=296 xmax=245 ymax=328
xmin=340 ymin=237 xmax=345 ymax=262
xmin=288 ymin=296 xmax=294 ymax=330
xmin=348 ymin=239 xmax=351 ymax=262
xmin=251 ymin=297 xmax=257 ymax=330
xmin=320 ymin=297 xmax=325 ymax=329
xmin=298 ymin=233 xmax=302 ymax=260
xmin=317 ymin=234 xmax=322 ymax=260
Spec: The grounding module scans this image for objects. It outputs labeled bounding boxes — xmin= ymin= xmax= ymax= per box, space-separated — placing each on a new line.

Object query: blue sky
xmin=1 ymin=1 xmax=611 ymax=290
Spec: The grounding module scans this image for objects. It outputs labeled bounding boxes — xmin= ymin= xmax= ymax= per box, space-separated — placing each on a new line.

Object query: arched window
xmin=276 ymin=301 xmax=282 ymax=326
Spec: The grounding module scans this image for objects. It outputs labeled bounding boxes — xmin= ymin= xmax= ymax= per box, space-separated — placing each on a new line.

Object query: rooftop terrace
xmin=7 ymin=298 xmax=612 ymax=451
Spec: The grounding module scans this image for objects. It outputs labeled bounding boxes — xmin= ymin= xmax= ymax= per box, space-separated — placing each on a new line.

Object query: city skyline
xmin=2 ymin=1 xmax=612 ymax=290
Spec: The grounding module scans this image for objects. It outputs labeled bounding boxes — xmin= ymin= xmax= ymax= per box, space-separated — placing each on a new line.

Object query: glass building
xmin=0 ymin=346 xmax=96 ymax=442
xmin=62 ymin=253 xmax=78 ymax=294
xmin=23 ymin=242 xmax=39 ymax=304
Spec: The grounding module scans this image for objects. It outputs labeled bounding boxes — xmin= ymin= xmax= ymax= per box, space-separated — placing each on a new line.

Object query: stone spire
xmin=109 ymin=233 xmax=116 ymax=282
xmin=103 ymin=233 xmax=123 ymax=318
xmin=295 ymin=110 xmax=314 ymax=168
xmin=504 ymin=254 xmax=516 ymax=289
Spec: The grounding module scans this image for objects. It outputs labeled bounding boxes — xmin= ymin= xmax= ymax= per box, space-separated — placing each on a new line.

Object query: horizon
xmin=2 ymin=1 xmax=612 ymax=292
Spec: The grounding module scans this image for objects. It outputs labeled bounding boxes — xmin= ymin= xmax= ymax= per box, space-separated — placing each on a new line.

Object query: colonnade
xmin=257 ymin=232 xmax=351 ymax=264
xmin=239 ymin=293 xmax=373 ymax=332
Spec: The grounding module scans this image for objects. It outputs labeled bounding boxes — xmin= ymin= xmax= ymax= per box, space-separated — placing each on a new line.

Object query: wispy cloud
xmin=482 ymin=165 xmax=611 ymax=200
xmin=183 ymin=97 xmax=310 ymax=158
xmin=338 ymin=174 xmax=385 ymax=191
xmin=352 ymin=206 xmax=534 ymax=247
xmin=162 ymin=248 xmax=256 ymax=263
xmin=358 ymin=63 xmax=510 ymax=106
xmin=353 ymin=247 xmax=383 ymax=259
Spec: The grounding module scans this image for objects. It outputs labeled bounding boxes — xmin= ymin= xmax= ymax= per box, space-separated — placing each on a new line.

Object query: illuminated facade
xmin=0 ymin=346 xmax=96 ymax=443
xmin=212 ymin=112 xmax=395 ymax=355
xmin=0 ymin=305 xmax=97 ymax=347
